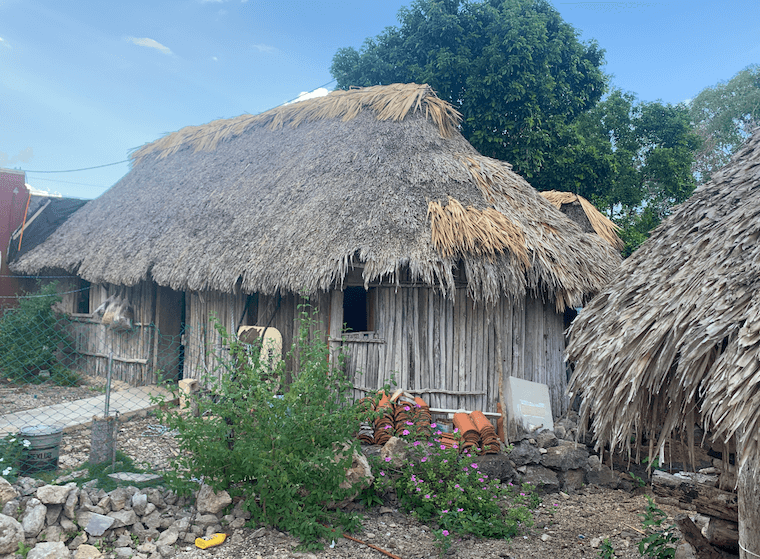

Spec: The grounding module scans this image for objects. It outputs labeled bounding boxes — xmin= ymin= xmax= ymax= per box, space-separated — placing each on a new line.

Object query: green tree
xmin=689 ymin=65 xmax=760 ymax=183
xmin=564 ymin=90 xmax=700 ymax=255
xmin=331 ymin=0 xmax=606 ymax=182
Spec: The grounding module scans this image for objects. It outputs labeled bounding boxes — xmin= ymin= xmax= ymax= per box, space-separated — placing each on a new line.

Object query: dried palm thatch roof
xmin=539 ymin=191 xmax=623 ymax=251
xmin=567 ymin=130 xmax=760 ymax=468
xmin=12 ymin=83 xmax=620 ymax=308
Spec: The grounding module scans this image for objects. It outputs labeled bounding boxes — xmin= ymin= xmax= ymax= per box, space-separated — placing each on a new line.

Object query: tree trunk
xmin=738 ymin=455 xmax=760 ymax=559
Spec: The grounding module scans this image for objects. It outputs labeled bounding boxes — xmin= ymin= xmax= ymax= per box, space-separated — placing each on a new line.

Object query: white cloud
xmin=252 ymin=43 xmax=276 ymax=53
xmin=0 ymin=147 xmax=34 ymax=166
xmin=127 ymin=37 xmax=173 ymax=56
xmin=286 ymin=87 xmax=330 ymax=105
xmin=0 ymin=37 xmax=10 ymax=49
xmin=212 ymin=56 xmax=218 ymax=62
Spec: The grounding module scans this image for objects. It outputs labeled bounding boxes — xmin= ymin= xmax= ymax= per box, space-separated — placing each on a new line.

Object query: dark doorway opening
xmin=343 ymin=286 xmax=370 ymax=332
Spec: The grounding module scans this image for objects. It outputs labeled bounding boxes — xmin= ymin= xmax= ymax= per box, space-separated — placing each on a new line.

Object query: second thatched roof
xmin=567 ymin=129 xmax=760 ymax=467
xmin=539 ymin=191 xmax=623 ymax=251
xmin=12 ymin=84 xmax=620 ymax=307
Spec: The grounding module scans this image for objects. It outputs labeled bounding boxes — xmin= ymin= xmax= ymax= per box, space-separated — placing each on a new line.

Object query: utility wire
xmin=24 ymin=160 xmax=130 ymax=174
xmin=19 ymin=79 xmax=339 ymax=175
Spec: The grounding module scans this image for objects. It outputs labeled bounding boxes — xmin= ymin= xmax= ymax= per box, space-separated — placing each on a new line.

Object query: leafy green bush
xmin=157 ymin=308 xmax=371 ymax=549
xmin=388 ymin=440 xmax=538 ymax=541
xmin=0 ymin=282 xmax=76 ymax=385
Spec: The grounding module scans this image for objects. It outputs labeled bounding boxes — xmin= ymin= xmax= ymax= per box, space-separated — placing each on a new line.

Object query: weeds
xmin=598 ymin=538 xmax=615 ymax=558
xmin=638 ymin=496 xmax=679 ymax=558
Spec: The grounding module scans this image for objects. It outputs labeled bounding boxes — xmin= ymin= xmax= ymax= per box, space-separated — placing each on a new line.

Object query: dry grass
xmin=428 ymin=197 xmax=529 ymax=266
xmin=540 ymin=191 xmax=623 ymax=250
xmin=132 ymin=83 xmax=462 ymax=162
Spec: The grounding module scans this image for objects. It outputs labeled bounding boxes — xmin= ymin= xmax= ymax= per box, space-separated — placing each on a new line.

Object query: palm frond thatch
xmin=12 ymin=84 xmax=620 ymax=308
xmin=566 ymin=130 xmax=760 ymax=468
xmin=540 ymin=191 xmax=623 ymax=250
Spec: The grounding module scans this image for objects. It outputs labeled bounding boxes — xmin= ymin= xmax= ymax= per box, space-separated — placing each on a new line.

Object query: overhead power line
xmin=20 ymin=79 xmax=339 ymax=175
xmin=24 ymin=159 xmax=130 ymax=174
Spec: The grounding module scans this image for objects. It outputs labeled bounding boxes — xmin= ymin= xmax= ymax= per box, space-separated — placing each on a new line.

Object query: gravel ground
xmin=2 ymin=379 xmax=684 ymax=559
xmin=166 ymin=487 xmax=660 ymax=559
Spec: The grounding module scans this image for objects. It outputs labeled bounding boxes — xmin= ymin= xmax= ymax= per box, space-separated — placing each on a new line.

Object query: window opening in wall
xmin=75 ymin=279 xmax=91 ymax=314
xmin=342 ymin=286 xmax=374 ymax=332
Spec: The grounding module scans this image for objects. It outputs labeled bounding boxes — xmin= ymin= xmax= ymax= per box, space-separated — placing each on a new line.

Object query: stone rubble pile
xmin=0 ymin=476 xmax=245 ymax=559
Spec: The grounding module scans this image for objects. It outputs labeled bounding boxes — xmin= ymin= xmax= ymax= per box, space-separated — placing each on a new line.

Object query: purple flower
xmin=380 ymin=471 xmax=385 ymax=476
xmin=431 ymin=423 xmax=437 ymax=428
xmin=457 ymin=508 xmax=463 ymax=512
xmin=421 ymin=457 xmax=427 ymax=462
xmin=402 ymin=429 xmax=410 ymax=436
xmin=413 ymin=441 xmax=421 ymax=446
xmin=424 ymin=494 xmax=430 ymax=499
xmin=404 ymin=406 xmax=410 ymax=411
xmin=428 ymin=442 xmax=434 ymax=447
xmin=442 ymin=459 xmax=448 ymax=463
xmin=405 ymin=420 xmax=414 ymax=426
xmin=442 ymin=509 xmax=449 ymax=513
xmin=454 ymin=484 xmax=460 ymax=489
xmin=453 ymin=428 xmax=459 ymax=433
xmin=385 ymin=456 xmax=391 ymax=462
xmin=452 ymin=444 xmax=458 ymax=449
xmin=442 ymin=530 xmax=449 ymax=536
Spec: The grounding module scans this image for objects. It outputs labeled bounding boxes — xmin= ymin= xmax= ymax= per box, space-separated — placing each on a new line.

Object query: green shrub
xmin=389 ymin=438 xmax=538 ymax=540
xmin=0 ymin=282 xmax=76 ymax=385
xmin=156 ymin=307 xmax=372 ymax=550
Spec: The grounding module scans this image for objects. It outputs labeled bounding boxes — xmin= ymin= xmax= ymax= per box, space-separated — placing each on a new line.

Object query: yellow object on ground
xmin=195 ymin=533 xmax=227 ymax=549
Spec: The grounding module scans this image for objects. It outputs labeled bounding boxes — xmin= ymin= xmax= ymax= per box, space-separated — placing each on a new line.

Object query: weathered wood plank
xmin=652 ymin=470 xmax=738 ymax=523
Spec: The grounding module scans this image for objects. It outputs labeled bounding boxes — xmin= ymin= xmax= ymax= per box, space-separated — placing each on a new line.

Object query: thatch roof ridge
xmin=13 ymin=85 xmax=620 ymax=308
xmin=539 ymin=191 xmax=623 ymax=251
xmin=131 ymin=83 xmax=462 ymax=162
xmin=566 ymin=130 xmax=760 ymax=467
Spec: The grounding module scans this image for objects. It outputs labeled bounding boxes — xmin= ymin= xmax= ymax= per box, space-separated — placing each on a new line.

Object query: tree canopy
xmin=689 ymin=64 xmax=760 ymax=184
xmin=331 ymin=0 xmax=606 ymax=182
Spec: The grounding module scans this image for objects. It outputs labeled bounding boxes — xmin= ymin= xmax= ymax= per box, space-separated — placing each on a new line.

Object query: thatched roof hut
xmin=566 ymin=130 xmax=760 ymax=553
xmin=539 ymin=191 xmax=623 ymax=251
xmin=13 ymin=84 xmax=620 ymax=418
xmin=13 ymin=84 xmax=617 ymax=308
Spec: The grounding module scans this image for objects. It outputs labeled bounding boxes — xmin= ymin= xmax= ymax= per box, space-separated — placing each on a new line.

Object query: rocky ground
xmin=0 ymin=379 xmax=697 ymax=559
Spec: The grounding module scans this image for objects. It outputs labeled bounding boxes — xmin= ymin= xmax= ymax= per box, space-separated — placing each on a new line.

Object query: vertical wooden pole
xmin=328 ymin=290 xmax=343 ymax=372
xmin=738 ymin=450 xmax=760 ymax=558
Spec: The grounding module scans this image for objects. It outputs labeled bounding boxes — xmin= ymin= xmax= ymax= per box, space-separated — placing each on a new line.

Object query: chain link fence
xmin=0 ymin=282 xmax=186 ymax=478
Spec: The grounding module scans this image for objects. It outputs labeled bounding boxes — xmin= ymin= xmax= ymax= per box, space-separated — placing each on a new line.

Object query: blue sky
xmin=2 ymin=0 xmax=759 ymax=200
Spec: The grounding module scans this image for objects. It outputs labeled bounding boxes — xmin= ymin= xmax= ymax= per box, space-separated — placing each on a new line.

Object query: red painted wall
xmin=0 ymin=169 xmax=31 ymax=306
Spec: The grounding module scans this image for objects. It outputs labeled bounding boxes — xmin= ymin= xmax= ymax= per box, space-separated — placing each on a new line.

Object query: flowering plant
xmin=0 ymin=434 xmax=30 ymax=481
xmin=394 ymin=441 xmax=537 ymax=540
